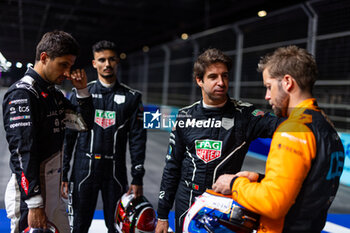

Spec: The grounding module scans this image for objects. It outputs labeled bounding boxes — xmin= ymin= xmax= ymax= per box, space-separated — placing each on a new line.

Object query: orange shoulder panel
xmin=231 ymin=119 xmax=316 ymax=233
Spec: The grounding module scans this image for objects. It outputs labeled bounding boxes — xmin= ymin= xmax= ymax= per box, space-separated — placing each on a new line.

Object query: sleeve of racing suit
xmin=62 ymin=91 xmax=79 ymax=182
xmin=76 ymin=87 xmax=90 ymax=98
xmin=157 ymin=119 xmax=186 ymax=219
xmin=230 ymin=122 xmax=316 ymax=220
xmin=245 ymin=106 xmax=283 ymax=141
xmin=2 ymin=89 xmax=41 ymax=201
xmin=62 ymin=88 xmax=94 ymax=130
xmin=62 ymin=128 xmax=78 ymax=182
xmin=128 ymin=93 xmax=147 ymax=185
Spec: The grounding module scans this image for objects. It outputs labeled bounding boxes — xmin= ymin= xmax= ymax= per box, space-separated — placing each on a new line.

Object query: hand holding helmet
xmin=115 ymin=193 xmax=156 ymax=233
xmin=183 ymin=190 xmax=260 ymax=233
xmin=23 ymin=221 xmax=59 ymax=233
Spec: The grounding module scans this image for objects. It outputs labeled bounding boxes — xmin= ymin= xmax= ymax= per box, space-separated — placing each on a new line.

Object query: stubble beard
xmin=207 ymin=91 xmax=227 ymax=105
xmin=273 ymin=83 xmax=289 ymax=117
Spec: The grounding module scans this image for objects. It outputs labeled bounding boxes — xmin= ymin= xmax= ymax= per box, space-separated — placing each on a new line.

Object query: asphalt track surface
xmin=0 ymin=87 xmax=349 ymax=231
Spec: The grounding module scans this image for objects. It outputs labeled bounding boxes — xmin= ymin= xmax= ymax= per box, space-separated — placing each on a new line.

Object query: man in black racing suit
xmin=3 ymin=31 xmax=94 ymax=233
xmin=61 ymin=40 xmax=146 ymax=233
xmin=155 ymin=48 xmax=281 ymax=233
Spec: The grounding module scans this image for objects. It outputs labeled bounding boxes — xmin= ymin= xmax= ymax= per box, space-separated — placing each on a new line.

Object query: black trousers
xmin=69 ymin=157 xmax=126 ymax=233
xmin=174 ymin=181 xmax=203 ymax=233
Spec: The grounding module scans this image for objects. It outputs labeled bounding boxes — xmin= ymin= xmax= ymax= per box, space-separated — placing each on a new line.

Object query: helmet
xmin=115 ymin=193 xmax=156 ymax=233
xmin=183 ymin=190 xmax=260 ymax=233
xmin=22 ymin=221 xmax=59 ymax=233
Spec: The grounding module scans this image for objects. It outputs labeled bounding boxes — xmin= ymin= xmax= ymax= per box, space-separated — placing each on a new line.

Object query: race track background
xmin=0 ymin=88 xmax=349 ymax=232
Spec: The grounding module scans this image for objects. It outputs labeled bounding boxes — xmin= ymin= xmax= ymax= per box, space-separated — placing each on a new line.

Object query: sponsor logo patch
xmin=41 ymin=92 xmax=48 ymax=98
xmin=10 ymin=115 xmax=30 ymax=121
xmin=92 ymin=93 xmax=102 ymax=99
xmin=9 ymin=107 xmax=16 ymax=114
xmin=192 ymin=183 xmax=199 ymax=190
xmin=18 ymin=105 xmax=30 ymax=112
xmin=21 ymin=172 xmax=29 ymax=195
xmin=222 ymin=117 xmax=234 ymax=130
xmin=252 ymin=109 xmax=265 ymax=116
xmin=9 ymin=99 xmax=28 ymax=105
xmin=114 ymin=94 xmax=125 ymax=104
xmin=195 ymin=139 xmax=222 ymax=163
xmin=47 ymin=110 xmax=58 ymax=117
xmin=277 ymin=143 xmax=303 ymax=156
xmin=10 ymin=122 xmax=31 ymax=128
xmin=95 ymin=109 xmax=116 ymax=129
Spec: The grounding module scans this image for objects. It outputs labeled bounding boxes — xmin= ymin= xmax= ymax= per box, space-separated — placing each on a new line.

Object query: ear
xmin=282 ymin=74 xmax=293 ymax=92
xmin=40 ymin=52 xmax=49 ymax=64
xmin=196 ymin=76 xmax=203 ymax=87
xmin=92 ymin=59 xmax=97 ymax=69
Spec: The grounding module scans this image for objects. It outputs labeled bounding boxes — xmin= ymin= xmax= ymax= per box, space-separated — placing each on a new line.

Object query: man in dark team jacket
xmin=156 ymin=48 xmax=281 ymax=233
xmin=61 ymin=40 xmax=146 ymax=233
xmin=3 ymin=30 xmax=94 ymax=233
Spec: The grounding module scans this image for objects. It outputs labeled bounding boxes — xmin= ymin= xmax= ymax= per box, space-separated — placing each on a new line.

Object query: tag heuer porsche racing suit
xmin=3 ymin=67 xmax=94 ymax=233
xmin=157 ymin=98 xmax=280 ymax=232
xmin=62 ymin=80 xmax=146 ymax=233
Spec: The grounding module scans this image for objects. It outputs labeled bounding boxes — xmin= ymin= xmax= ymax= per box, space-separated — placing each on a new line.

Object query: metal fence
xmin=120 ymin=0 xmax=350 ymax=132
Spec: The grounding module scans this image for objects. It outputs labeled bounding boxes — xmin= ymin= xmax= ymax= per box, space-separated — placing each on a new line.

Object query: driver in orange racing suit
xmin=213 ymin=46 xmax=344 ymax=233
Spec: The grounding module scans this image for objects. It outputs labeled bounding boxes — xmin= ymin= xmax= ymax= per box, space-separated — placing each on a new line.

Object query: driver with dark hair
xmin=3 ymin=30 xmax=93 ymax=233
xmin=61 ymin=40 xmax=146 ymax=233
xmin=156 ymin=48 xmax=281 ymax=233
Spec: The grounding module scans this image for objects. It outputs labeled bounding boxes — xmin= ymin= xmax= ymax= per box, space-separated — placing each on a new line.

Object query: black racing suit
xmin=62 ymin=80 xmax=146 ymax=233
xmin=157 ymin=98 xmax=280 ymax=232
xmin=3 ymin=67 xmax=93 ymax=233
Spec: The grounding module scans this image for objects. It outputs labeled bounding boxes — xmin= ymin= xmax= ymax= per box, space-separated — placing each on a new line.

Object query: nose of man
xmin=217 ymin=75 xmax=225 ymax=86
xmin=105 ymin=59 xmax=112 ymax=67
xmin=265 ymin=90 xmax=271 ymax=101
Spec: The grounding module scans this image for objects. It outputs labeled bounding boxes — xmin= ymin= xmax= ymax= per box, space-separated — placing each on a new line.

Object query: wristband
xmin=230 ymin=176 xmax=239 ymax=189
xmin=257 ymin=173 xmax=265 ymax=182
xmin=76 ymin=87 xmax=90 ymax=98
xmin=25 ymin=194 xmax=44 ymax=209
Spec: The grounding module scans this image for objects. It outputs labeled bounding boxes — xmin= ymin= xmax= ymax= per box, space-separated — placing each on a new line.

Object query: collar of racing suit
xmin=202 ymin=99 xmax=227 ymax=109
xmin=200 ymin=95 xmax=231 ymax=113
xmin=289 ymin=98 xmax=319 ymax=120
xmin=25 ymin=67 xmax=55 ymax=91
xmin=99 ymin=79 xmax=116 ymax=88
xmin=96 ymin=79 xmax=120 ymax=93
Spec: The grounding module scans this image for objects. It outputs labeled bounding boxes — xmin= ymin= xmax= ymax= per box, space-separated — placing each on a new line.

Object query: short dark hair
xmin=35 ymin=30 xmax=79 ymax=61
xmin=92 ymin=40 xmax=117 ymax=55
xmin=257 ymin=45 xmax=317 ymax=93
xmin=193 ymin=48 xmax=232 ymax=81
